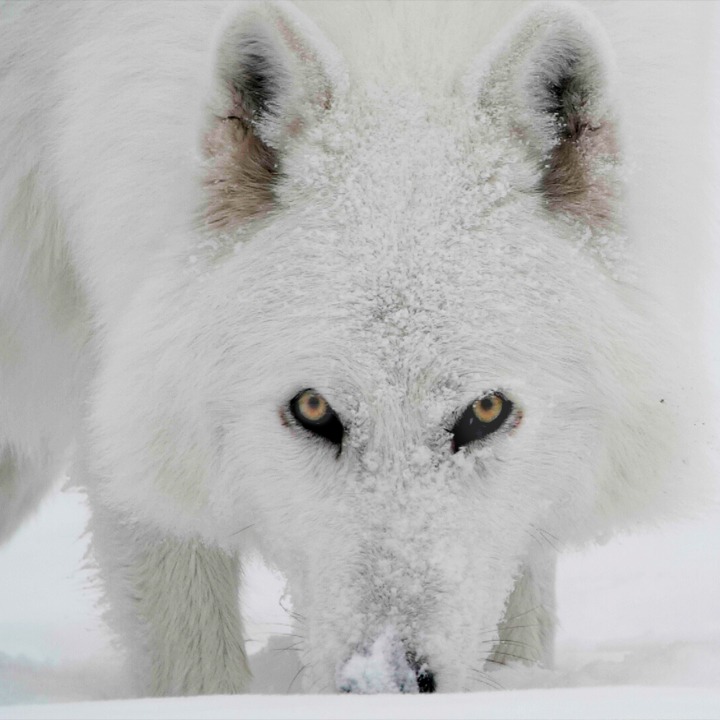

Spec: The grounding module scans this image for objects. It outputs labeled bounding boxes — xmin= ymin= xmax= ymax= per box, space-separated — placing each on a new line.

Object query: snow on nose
xmin=336 ymin=627 xmax=435 ymax=693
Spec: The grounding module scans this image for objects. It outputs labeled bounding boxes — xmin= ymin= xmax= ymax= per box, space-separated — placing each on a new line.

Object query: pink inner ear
xmin=228 ymin=87 xmax=250 ymax=123
xmin=202 ymin=117 xmax=278 ymax=230
xmin=543 ymin=117 xmax=620 ymax=228
xmin=272 ymin=12 xmax=333 ymax=114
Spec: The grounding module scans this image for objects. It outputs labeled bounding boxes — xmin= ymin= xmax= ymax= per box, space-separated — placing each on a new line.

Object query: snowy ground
xmin=2 ymin=688 xmax=720 ymax=720
xmin=1 ymin=483 xmax=719 ymax=718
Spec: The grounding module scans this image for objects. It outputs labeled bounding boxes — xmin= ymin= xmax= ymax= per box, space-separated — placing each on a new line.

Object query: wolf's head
xmin=91 ymin=1 xmax=679 ymax=693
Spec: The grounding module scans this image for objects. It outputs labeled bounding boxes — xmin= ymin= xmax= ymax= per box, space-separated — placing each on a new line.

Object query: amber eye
xmin=297 ymin=391 xmax=330 ymax=423
xmin=289 ymin=389 xmax=344 ymax=448
xmin=473 ymin=394 xmax=504 ymax=423
xmin=451 ymin=391 xmax=513 ymax=451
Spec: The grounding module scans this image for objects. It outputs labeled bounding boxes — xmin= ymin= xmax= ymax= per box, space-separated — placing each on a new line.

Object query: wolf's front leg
xmin=89 ymin=501 xmax=250 ymax=696
xmin=489 ymin=548 xmax=557 ymax=670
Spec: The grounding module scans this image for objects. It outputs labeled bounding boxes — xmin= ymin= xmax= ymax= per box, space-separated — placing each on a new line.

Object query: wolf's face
xmin=90 ymin=2 xmax=674 ymax=694
xmin=199 ymin=89 xmax=617 ymax=692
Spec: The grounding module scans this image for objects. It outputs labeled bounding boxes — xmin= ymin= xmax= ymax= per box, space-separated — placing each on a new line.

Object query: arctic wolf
xmin=0 ymin=0 xmax=712 ymax=695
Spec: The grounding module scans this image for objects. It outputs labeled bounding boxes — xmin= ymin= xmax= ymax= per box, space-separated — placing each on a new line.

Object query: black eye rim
xmin=450 ymin=391 xmax=513 ymax=452
xmin=289 ymin=389 xmax=344 ymax=450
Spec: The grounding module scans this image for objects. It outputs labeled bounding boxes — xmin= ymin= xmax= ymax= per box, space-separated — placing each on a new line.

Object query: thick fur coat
xmin=0 ymin=0 xmax=715 ymax=695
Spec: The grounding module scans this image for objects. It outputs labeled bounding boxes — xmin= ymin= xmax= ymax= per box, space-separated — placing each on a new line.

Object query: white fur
xmin=0 ymin=0 xmax=715 ymax=696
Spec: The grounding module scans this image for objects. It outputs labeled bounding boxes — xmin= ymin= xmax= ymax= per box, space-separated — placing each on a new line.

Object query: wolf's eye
xmin=451 ymin=392 xmax=513 ymax=451
xmin=289 ymin=389 xmax=344 ymax=448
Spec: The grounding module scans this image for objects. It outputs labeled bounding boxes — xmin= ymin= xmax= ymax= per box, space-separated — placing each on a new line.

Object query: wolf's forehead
xmin=267 ymin=90 xmax=582 ymax=392
xmin=292 ymin=223 xmax=562 ymax=401
xmin=282 ymin=90 xmax=543 ymax=305
xmin=286 ymin=89 xmax=532 ymax=226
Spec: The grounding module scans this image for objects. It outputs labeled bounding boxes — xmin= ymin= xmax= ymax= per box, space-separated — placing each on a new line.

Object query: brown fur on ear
xmin=543 ymin=116 xmax=619 ymax=227
xmin=203 ymin=116 xmax=278 ymax=230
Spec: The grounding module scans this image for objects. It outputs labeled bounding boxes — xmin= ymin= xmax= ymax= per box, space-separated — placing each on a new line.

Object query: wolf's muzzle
xmin=336 ymin=628 xmax=435 ymax=693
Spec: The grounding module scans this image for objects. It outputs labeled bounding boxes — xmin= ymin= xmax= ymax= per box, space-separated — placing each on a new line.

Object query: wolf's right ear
xmin=203 ymin=2 xmax=347 ymax=229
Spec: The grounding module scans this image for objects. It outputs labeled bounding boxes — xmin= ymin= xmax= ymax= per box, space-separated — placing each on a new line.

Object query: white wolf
xmin=0 ymin=0 xmax=714 ymax=696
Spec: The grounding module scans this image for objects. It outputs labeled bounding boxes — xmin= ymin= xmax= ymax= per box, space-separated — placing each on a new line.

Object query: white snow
xmin=2 ymin=688 xmax=720 ymax=720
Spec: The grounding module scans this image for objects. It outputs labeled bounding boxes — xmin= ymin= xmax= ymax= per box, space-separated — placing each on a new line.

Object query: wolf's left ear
xmin=203 ymin=1 xmax=347 ymax=228
xmin=465 ymin=4 xmax=619 ymax=228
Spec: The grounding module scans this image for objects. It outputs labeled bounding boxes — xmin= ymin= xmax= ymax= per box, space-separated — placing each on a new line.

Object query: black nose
xmin=409 ymin=655 xmax=436 ymax=693
xmin=416 ymin=666 xmax=436 ymax=693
